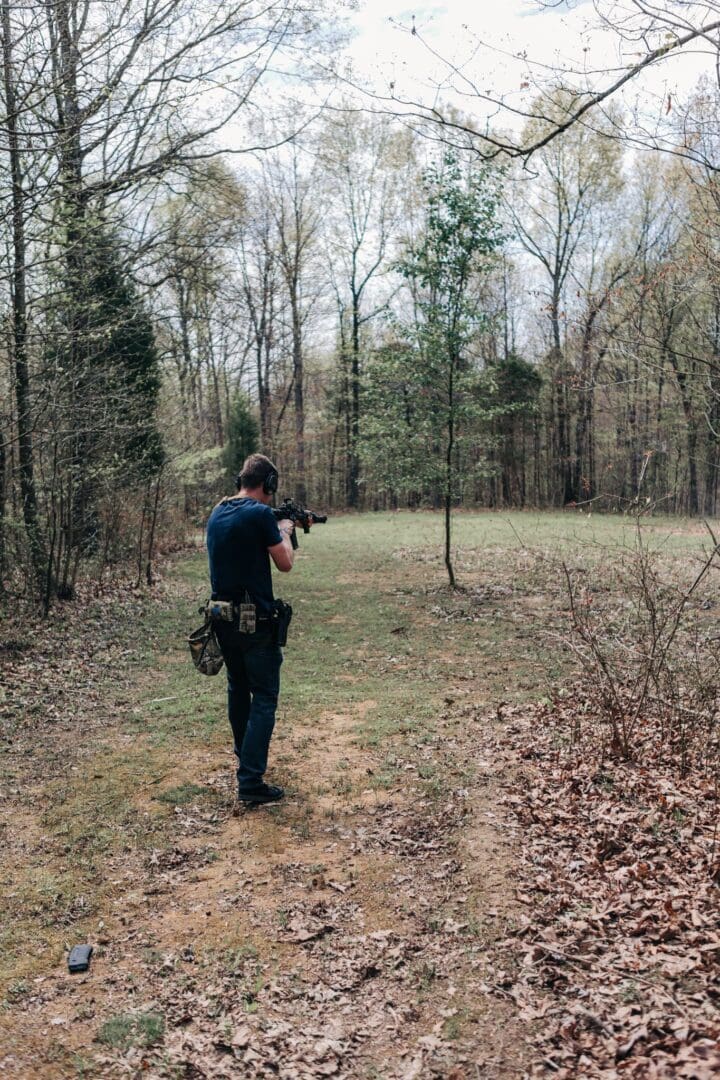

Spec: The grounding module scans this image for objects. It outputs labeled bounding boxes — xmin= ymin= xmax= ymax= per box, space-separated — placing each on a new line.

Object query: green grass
xmin=154 ymin=783 xmax=218 ymax=805
xmin=2 ymin=509 xmax=717 ymax=1002
xmin=124 ymin=508 xmax=720 ymax=785
xmin=96 ymin=1011 xmax=164 ymax=1051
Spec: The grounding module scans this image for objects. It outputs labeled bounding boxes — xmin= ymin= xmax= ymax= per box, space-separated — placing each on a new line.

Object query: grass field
xmin=0 ymin=509 xmax=716 ymax=1078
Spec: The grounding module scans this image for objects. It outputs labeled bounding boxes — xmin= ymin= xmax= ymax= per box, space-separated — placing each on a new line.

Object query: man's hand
xmin=269 ymin=518 xmax=295 ymax=572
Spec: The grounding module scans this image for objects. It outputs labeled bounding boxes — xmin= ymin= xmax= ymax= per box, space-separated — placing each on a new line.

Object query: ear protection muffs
xmin=263 ymin=468 xmax=279 ymax=495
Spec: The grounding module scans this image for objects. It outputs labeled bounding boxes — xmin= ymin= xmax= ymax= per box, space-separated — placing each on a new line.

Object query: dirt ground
xmin=9 ymin=511 xmax=708 ymax=1080
xmin=0 ymin=682 xmax=529 ymax=1076
xmin=0 ymin=510 xmax=642 ymax=1079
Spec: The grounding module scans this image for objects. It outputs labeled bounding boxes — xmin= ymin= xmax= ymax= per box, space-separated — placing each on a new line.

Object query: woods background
xmin=3 ymin=0 xmax=720 ymax=604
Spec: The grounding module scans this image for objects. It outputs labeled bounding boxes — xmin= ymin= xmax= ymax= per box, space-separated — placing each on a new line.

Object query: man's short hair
xmin=236 ymin=453 xmax=277 ymax=491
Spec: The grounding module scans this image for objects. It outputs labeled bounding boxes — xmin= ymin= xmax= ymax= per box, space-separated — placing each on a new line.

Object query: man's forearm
xmin=278 ymin=525 xmax=295 ymax=568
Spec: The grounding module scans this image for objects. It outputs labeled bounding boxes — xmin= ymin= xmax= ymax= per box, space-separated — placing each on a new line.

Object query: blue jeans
xmin=215 ymin=624 xmax=283 ymax=791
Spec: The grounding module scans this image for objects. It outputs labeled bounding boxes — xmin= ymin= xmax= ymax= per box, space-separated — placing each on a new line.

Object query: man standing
xmin=206 ymin=453 xmax=295 ymax=805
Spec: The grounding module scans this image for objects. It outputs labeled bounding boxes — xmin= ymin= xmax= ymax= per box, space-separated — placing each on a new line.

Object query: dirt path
xmin=0 ymin=524 xmax=540 ymax=1079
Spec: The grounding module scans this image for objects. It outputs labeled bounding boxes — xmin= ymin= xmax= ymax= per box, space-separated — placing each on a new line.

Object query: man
xmin=206 ymin=453 xmax=295 ymax=805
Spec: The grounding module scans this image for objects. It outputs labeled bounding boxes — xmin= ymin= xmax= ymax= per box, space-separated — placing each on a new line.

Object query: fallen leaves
xmin=500 ymin=702 xmax=720 ymax=1078
xmin=278 ymin=906 xmax=334 ymax=944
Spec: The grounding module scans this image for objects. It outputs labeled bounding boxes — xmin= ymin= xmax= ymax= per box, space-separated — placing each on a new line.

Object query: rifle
xmin=272 ymin=498 xmax=328 ymax=549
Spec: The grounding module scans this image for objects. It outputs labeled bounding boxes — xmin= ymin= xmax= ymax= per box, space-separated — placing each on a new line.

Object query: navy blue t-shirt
xmin=206 ymin=497 xmax=283 ymax=614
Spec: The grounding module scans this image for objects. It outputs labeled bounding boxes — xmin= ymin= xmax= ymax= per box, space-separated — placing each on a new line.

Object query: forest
xmin=3 ymin=5 xmax=720 ymax=1078
xmin=2 ymin=0 xmax=720 ymax=602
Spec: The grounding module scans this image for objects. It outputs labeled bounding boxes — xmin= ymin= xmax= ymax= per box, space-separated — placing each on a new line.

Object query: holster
xmin=270 ymin=599 xmax=293 ymax=646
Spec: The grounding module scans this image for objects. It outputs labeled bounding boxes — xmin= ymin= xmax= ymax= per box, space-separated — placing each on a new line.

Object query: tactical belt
xmin=207 ymin=597 xmax=272 ymax=633
xmin=212 ymin=599 xmax=272 ymax=622
xmin=205 ymin=596 xmax=291 ymax=645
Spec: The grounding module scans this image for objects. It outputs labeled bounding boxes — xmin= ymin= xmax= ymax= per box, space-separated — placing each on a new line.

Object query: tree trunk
xmin=445 ymin=360 xmax=456 ymax=589
xmin=555 ymin=359 xmax=574 ymax=504
xmin=533 ymin=414 xmax=541 ymax=506
xmin=256 ymin=338 xmax=269 ymax=446
xmin=291 ymin=296 xmax=306 ymax=503
xmin=573 ymin=389 xmax=594 ymax=502
xmin=51 ymin=0 xmax=96 ymax=596
xmin=671 ymin=360 xmax=699 ymax=516
xmin=347 ymin=289 xmax=361 ymax=508
xmin=262 ymin=324 xmax=273 ymax=452
xmin=704 ymin=380 xmax=720 ymax=516
xmin=0 ymin=425 xmax=5 ymax=586
xmin=177 ymin=279 xmax=199 ymax=432
xmin=652 ymin=367 xmax=665 ymax=498
xmin=145 ymin=473 xmax=162 ymax=586
xmin=549 ymin=281 xmax=573 ymax=504
xmin=203 ymin=304 xmax=224 ymax=446
xmin=2 ymin=0 xmax=44 ymax=586
xmin=686 ymin=423 xmax=699 ymax=516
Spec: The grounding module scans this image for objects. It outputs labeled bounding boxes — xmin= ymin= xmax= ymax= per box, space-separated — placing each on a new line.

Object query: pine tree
xmin=223 ymin=393 xmax=260 ymax=483
xmin=46 ymin=219 xmax=164 ymax=593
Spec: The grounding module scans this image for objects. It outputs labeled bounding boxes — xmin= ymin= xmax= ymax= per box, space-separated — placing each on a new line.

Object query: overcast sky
xmin=343 ymin=0 xmax=711 ymax=131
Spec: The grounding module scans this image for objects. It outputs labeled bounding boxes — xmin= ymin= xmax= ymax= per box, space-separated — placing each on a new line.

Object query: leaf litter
xmin=496 ymin=701 xmax=720 ymax=1078
xmin=14 ymin=531 xmax=716 ymax=1077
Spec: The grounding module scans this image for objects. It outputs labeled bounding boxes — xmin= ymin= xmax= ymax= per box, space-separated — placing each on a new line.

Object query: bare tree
xmin=0 ymin=0 xmax=335 ymax=600
xmin=1 ymin=0 xmax=44 ymax=584
xmin=237 ymin=200 xmax=282 ymax=450
xmin=508 ymin=95 xmax=624 ymax=502
xmin=329 ymin=2 xmax=720 ymax=162
xmin=317 ymin=110 xmax=408 ymax=506
xmin=266 ymin=147 xmax=323 ymax=503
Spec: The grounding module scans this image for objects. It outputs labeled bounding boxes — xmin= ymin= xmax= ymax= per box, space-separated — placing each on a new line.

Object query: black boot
xmin=238 ymin=783 xmax=284 ymax=805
